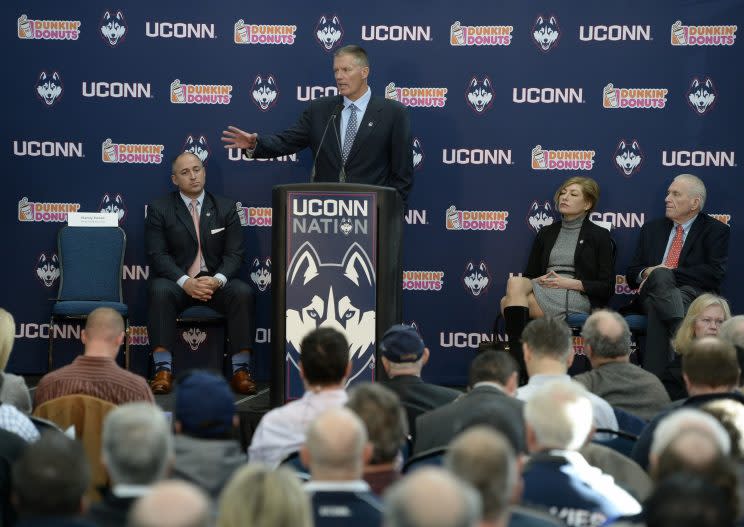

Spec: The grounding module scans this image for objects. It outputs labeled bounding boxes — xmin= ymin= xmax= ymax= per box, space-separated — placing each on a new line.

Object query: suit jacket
xmin=381 ymin=375 xmax=460 ymax=440
xmin=145 ymin=191 xmax=244 ymax=282
xmin=524 ymin=217 xmax=614 ymax=307
xmin=254 ymin=94 xmax=414 ymax=202
xmin=626 ymin=213 xmax=729 ymax=291
xmin=414 ymin=385 xmax=525 ymax=454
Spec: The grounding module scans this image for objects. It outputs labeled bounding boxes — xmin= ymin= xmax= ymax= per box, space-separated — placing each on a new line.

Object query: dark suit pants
xmin=640 ymin=268 xmax=699 ymax=376
xmin=147 ymin=277 xmax=255 ymax=355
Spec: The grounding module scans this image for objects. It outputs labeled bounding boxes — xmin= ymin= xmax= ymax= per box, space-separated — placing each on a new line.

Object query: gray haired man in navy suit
xmin=626 ymin=174 xmax=729 ymax=377
xmin=221 ymin=44 xmax=414 ymax=203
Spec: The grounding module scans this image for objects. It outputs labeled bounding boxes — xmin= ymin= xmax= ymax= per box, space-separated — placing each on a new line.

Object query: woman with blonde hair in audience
xmin=217 ymin=465 xmax=312 ymax=527
xmin=0 ymin=307 xmax=32 ymax=413
xmin=662 ymin=293 xmax=732 ymax=401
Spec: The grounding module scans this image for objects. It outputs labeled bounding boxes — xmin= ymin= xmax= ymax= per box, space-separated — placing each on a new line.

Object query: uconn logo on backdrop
xmin=662 ymin=150 xmax=736 ymax=168
xmin=361 ymin=25 xmax=431 ymax=41
xmin=513 ymin=87 xmax=584 ymax=104
xmin=297 ymin=86 xmax=337 ymax=101
xmin=14 ymin=141 xmax=83 ymax=158
xmin=440 ymin=331 xmax=497 ymax=349
xmin=589 ymin=211 xmax=645 ymax=229
xmin=146 ymin=21 xmax=216 ymax=39
xmin=82 ymin=82 xmax=151 ymax=99
xmin=443 ymin=148 xmax=512 ymax=165
xmin=579 ymin=24 xmax=651 ymax=42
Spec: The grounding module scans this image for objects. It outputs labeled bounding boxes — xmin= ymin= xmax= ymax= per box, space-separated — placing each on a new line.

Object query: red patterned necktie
xmin=664 ymin=224 xmax=684 ymax=268
xmin=187 ymin=199 xmax=203 ymax=277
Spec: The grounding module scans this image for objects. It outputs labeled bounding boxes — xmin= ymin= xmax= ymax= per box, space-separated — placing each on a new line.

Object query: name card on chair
xmin=67 ymin=212 xmax=118 ymax=227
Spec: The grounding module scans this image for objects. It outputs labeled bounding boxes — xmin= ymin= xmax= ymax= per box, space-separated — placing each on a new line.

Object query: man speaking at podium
xmin=222 ymin=45 xmax=414 ymax=203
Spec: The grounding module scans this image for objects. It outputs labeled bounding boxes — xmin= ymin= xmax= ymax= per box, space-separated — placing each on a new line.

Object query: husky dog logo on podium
xmin=285 ymin=241 xmax=376 ymax=389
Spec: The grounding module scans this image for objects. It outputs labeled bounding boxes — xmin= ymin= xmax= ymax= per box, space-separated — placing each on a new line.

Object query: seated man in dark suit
xmin=145 ymin=151 xmax=255 ymax=394
xmin=626 ymin=174 xmax=729 ymax=377
xmin=379 ymin=324 xmax=460 ymax=441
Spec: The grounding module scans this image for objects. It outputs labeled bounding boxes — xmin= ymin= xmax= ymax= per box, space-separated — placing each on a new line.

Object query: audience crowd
xmin=1 ymin=181 xmax=742 ymax=527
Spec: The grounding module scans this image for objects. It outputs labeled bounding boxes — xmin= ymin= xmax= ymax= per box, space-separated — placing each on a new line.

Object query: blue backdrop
xmin=3 ymin=1 xmax=741 ymax=386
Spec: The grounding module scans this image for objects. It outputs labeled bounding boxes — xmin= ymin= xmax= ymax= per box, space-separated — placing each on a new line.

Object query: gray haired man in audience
xmin=384 ymin=467 xmax=481 ymax=527
xmin=86 ymin=402 xmax=173 ymax=527
xmin=573 ymin=310 xmax=670 ymax=421
xmin=720 ymin=315 xmax=744 ymax=385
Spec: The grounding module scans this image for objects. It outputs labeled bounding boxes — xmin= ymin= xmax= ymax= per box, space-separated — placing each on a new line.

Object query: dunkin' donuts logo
xmin=234 ymin=20 xmax=296 ymax=45
xmin=449 ymin=21 xmax=513 ymax=46
xmin=385 ymin=82 xmax=447 ymax=108
xmin=531 ymin=145 xmax=595 ymax=171
xmin=102 ymin=138 xmax=164 ymax=165
xmin=237 ymin=203 xmax=272 ymax=227
xmin=671 ymin=20 xmax=737 ymax=46
xmin=170 ymin=79 xmax=232 ymax=105
xmin=446 ymin=206 xmax=508 ymax=231
xmin=615 ymin=275 xmax=638 ymax=295
xmin=602 ymin=83 xmax=668 ymax=109
xmin=18 ymin=197 xmax=81 ymax=223
xmin=403 ymin=271 xmax=444 ymax=291
xmin=18 ymin=14 xmax=80 ymax=40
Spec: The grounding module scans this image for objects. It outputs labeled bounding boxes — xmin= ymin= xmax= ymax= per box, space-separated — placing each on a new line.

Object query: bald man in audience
xmin=34 ymin=307 xmax=153 ymax=407
xmin=301 ymin=407 xmax=382 ymax=527
xmin=573 ymin=310 xmax=669 ymax=421
xmin=384 ymin=467 xmax=481 ymax=527
xmin=445 ymin=426 xmax=563 ymax=527
xmin=127 ymin=480 xmax=210 ymax=527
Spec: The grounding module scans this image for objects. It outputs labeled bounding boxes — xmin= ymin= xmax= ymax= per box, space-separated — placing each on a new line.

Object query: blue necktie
xmin=342 ymin=104 xmax=358 ymax=164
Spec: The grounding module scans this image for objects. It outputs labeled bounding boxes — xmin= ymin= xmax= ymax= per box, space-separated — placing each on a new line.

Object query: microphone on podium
xmin=310 ymin=103 xmax=344 ymax=183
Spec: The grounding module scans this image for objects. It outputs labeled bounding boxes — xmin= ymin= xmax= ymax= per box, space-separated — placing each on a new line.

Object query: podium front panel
xmin=282 ymin=190 xmax=378 ymax=400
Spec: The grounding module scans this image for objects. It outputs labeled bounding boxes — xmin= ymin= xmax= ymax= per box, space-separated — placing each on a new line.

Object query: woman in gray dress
xmin=500 ymin=177 xmax=614 ymax=375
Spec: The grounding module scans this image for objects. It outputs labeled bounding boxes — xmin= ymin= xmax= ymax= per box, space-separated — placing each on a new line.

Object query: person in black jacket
xmin=500 ymin=177 xmax=614 ymax=377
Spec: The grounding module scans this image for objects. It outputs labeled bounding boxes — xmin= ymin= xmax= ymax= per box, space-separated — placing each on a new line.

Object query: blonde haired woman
xmin=0 ymin=308 xmax=32 ymax=413
xmin=218 ymin=465 xmax=312 ymax=527
xmin=662 ymin=293 xmax=731 ymax=400
xmin=500 ymin=177 xmax=614 ymax=379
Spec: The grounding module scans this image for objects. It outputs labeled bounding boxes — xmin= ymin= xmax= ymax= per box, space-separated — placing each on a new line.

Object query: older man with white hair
xmin=626 ymin=174 xmax=730 ymax=377
xmin=521 ymin=380 xmax=641 ymax=527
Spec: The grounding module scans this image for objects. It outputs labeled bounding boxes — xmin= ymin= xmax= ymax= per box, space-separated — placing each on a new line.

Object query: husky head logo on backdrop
xmin=99 ymin=193 xmax=127 ymax=223
xmin=250 ymin=257 xmax=272 ymax=292
xmin=285 ymin=242 xmax=376 ymax=383
xmin=532 ymin=15 xmax=560 ymax=52
xmin=315 ymin=15 xmax=343 ymax=51
xmin=36 ymin=253 xmax=60 ymax=288
xmin=412 ymin=137 xmax=424 ymax=170
xmin=614 ymin=139 xmax=643 ymax=177
xmin=183 ymin=135 xmax=210 ymax=164
xmin=687 ymin=77 xmax=716 ymax=115
xmin=36 ymin=72 xmax=63 ymax=106
xmin=182 ymin=328 xmax=207 ymax=351
xmin=251 ymin=75 xmax=278 ymax=111
xmin=527 ymin=201 xmax=556 ymax=233
xmin=463 ymin=261 xmax=491 ymax=297
xmin=466 ymin=76 xmax=494 ymax=113
xmin=100 ymin=11 xmax=126 ymax=46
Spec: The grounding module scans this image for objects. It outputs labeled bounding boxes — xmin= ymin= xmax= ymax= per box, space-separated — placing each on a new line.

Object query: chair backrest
xmin=402 ymin=446 xmax=447 ymax=474
xmin=57 ymin=226 xmax=126 ymax=302
xmin=612 ymin=406 xmax=647 ymax=435
xmin=33 ymin=394 xmax=118 ymax=502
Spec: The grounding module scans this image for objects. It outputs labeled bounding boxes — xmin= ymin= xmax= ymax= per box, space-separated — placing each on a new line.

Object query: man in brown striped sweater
xmin=34 ymin=307 xmax=154 ymax=407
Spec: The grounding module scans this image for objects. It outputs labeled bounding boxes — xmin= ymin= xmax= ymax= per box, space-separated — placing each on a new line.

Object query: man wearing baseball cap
xmin=380 ymin=324 xmax=460 ymax=441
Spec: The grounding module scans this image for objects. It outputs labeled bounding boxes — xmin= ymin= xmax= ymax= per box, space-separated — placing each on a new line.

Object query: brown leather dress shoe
xmin=231 ymin=369 xmax=257 ymax=395
xmin=150 ymin=370 xmax=173 ymax=395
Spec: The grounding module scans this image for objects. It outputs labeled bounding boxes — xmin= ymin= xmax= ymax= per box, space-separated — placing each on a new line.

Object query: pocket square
xmin=211 ymin=227 xmax=225 ymax=234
